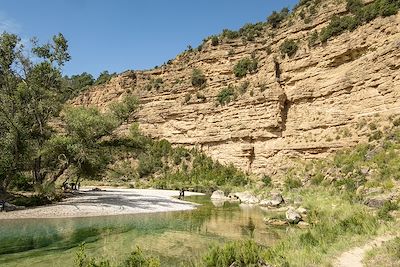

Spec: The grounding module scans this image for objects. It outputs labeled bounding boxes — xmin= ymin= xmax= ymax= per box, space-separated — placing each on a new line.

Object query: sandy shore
xmin=0 ymin=187 xmax=204 ymax=220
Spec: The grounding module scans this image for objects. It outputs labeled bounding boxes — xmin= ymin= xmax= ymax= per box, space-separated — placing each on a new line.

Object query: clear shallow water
xmin=0 ymin=196 xmax=284 ymax=266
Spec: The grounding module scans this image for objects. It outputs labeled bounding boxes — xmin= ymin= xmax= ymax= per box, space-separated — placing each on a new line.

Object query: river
xmin=0 ymin=196 xmax=284 ymax=266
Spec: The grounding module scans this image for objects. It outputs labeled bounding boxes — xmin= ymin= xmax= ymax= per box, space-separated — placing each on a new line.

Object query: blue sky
xmin=1 ymin=1 xmax=298 ymax=77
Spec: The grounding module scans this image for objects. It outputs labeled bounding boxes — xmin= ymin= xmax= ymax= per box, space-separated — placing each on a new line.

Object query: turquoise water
xmin=0 ymin=196 xmax=284 ymax=266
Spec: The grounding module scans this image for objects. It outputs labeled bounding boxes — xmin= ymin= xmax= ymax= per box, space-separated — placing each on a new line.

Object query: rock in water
xmin=233 ymin=192 xmax=260 ymax=204
xmin=211 ymin=190 xmax=227 ymax=199
xmin=286 ymin=208 xmax=302 ymax=224
xmin=260 ymin=193 xmax=284 ymax=207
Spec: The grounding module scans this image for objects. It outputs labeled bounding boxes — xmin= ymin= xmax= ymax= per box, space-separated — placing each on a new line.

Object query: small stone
xmin=297 ymin=221 xmax=310 ymax=228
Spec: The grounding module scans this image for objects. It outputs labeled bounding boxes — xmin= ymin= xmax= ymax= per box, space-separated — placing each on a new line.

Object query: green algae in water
xmin=0 ymin=196 xmax=283 ymax=266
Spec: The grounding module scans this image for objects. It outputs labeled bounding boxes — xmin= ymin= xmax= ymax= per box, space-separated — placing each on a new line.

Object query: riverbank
xmin=0 ymin=187 xmax=204 ymax=219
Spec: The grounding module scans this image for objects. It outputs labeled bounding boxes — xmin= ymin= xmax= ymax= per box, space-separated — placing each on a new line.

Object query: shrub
xmin=94 ymin=71 xmax=116 ymax=85
xmin=222 ymin=29 xmax=240 ymax=39
xmin=217 ymin=85 xmax=236 ymax=105
xmin=267 ymin=8 xmax=290 ymax=28
xmin=377 ymin=201 xmax=398 ymax=221
xmin=233 ymin=58 xmax=258 ymax=78
xmin=238 ymin=81 xmax=250 ymax=94
xmin=239 ymin=22 xmax=265 ymax=41
xmin=280 ymin=39 xmax=298 ymax=57
xmin=284 ymin=176 xmax=302 ymax=189
xmin=347 ymin=0 xmax=363 ymax=13
xmin=320 ymin=15 xmax=358 ymax=42
xmin=262 ymin=175 xmax=272 ymax=187
xmin=211 ymin=36 xmax=219 ymax=46
xmin=191 ymin=68 xmax=207 ymax=88
xmin=308 ymin=30 xmax=319 ymax=47
xmin=320 ymin=0 xmax=400 ymax=43
xmin=202 ymin=240 xmax=267 ymax=267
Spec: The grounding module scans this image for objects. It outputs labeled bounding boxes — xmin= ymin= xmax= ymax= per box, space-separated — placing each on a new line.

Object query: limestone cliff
xmin=72 ymin=0 xmax=400 ymax=176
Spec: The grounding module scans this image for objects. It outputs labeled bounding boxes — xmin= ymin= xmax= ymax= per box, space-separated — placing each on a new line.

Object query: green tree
xmin=95 ymin=71 xmax=116 ymax=85
xmin=0 ymin=32 xmax=70 ymax=191
xmin=109 ymin=94 xmax=140 ymax=123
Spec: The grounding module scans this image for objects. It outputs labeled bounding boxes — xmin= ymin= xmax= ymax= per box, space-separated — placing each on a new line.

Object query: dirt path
xmin=335 ymin=235 xmax=395 ymax=267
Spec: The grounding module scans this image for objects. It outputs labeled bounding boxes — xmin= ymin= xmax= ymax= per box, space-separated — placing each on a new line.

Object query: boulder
xmin=296 ymin=207 xmax=308 ymax=215
xmin=227 ymin=193 xmax=240 ymax=202
xmin=211 ymin=190 xmax=227 ymax=200
xmin=3 ymin=202 xmax=25 ymax=212
xmin=364 ymin=196 xmax=391 ymax=208
xmin=260 ymin=193 xmax=284 ymax=207
xmin=233 ymin=192 xmax=260 ymax=204
xmin=286 ymin=208 xmax=302 ymax=224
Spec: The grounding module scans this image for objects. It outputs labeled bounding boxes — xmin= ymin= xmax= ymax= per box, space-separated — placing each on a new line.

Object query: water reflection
xmin=0 ymin=195 xmax=283 ymax=266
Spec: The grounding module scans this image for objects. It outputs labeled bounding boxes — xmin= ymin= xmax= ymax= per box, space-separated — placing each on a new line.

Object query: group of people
xmin=62 ymin=182 xmax=81 ymax=191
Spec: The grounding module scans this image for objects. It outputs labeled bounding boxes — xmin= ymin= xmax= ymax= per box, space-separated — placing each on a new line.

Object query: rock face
xmin=72 ymin=0 xmax=400 ymax=177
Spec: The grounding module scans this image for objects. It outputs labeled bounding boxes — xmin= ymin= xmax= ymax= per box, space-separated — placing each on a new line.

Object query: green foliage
xmin=109 ymin=95 xmax=139 ymax=123
xmin=0 ymin=32 xmax=70 ymax=191
xmin=320 ymin=0 xmax=400 ymax=42
xmin=284 ymin=176 xmax=302 ymax=190
xmin=377 ymin=201 xmax=398 ymax=221
xmin=264 ymin=189 xmax=378 ymax=266
xmin=64 ymin=72 xmax=94 ymax=100
xmin=94 ymin=71 xmax=116 ymax=85
xmin=222 ymin=29 xmax=240 ymax=40
xmin=74 ymin=244 xmax=159 ymax=267
xmin=239 ymin=22 xmax=265 ymax=41
xmin=262 ymin=175 xmax=272 ymax=187
xmin=217 ymin=85 xmax=236 ymax=105
xmin=308 ymin=30 xmax=319 ymax=47
xmin=191 ymin=68 xmax=207 ymax=88
xmin=221 ymin=22 xmax=265 ymax=42
xmin=211 ymin=36 xmax=219 ymax=46
xmin=347 ymin=0 xmax=363 ymax=13
xmin=267 ymin=8 xmax=290 ymax=28
xmin=233 ymin=57 xmax=258 ymax=78
xmin=365 ymin=237 xmax=400 ymax=266
xmin=145 ymin=77 xmax=163 ymax=91
xmin=202 ymin=240 xmax=266 ymax=267
xmin=280 ymin=39 xmax=299 ymax=57
xmin=122 ymin=247 xmax=160 ymax=267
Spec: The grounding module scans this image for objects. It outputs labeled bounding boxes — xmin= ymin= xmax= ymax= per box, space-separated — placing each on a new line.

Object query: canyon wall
xmin=72 ymin=0 xmax=400 ymax=176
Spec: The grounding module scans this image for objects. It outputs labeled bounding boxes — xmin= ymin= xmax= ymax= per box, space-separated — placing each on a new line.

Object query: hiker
xmin=179 ymin=188 xmax=185 ymax=199
xmin=0 ymin=199 xmax=5 ymax=212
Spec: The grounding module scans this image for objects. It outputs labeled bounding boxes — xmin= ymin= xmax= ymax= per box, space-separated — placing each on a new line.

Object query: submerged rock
xmin=286 ymin=208 xmax=302 ymax=224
